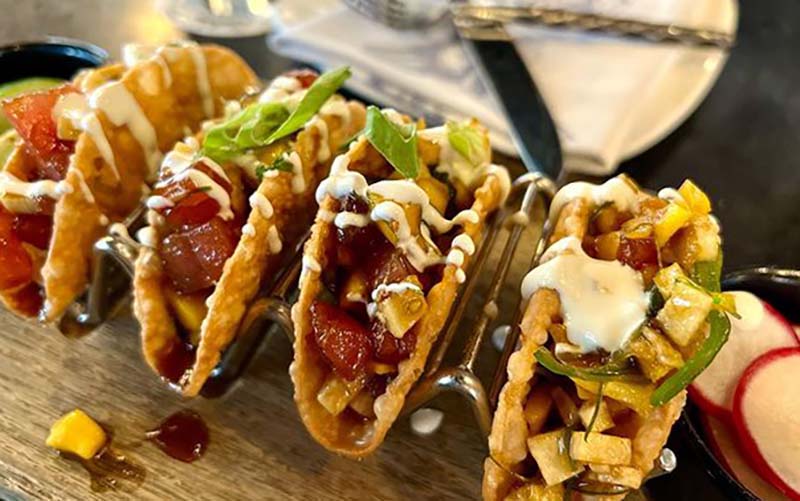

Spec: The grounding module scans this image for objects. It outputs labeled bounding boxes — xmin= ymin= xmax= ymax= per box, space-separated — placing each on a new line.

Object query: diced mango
xmin=586 ymin=464 xmax=643 ymax=489
xmin=654 ymin=202 xmax=692 ymax=248
xmin=629 ymin=326 xmax=684 ymax=382
xmin=416 ymin=176 xmax=450 ymax=215
xmin=653 ymin=263 xmax=686 ymax=299
xmin=375 ymin=277 xmax=427 ymax=339
xmin=317 ymin=374 xmax=366 ymax=416
xmin=550 ymin=387 xmax=579 ymax=427
xmin=340 ymin=270 xmax=368 ymax=309
xmin=369 ymin=194 xmax=422 ymax=246
xmin=165 ymin=288 xmax=208 ymax=343
xmin=527 ymin=429 xmax=583 ymax=486
xmin=46 ymin=409 xmax=107 ymax=459
xmin=506 ymin=482 xmax=564 ymax=501
xmin=578 ymin=398 xmax=614 ymax=433
xmin=678 ymin=179 xmax=711 ymax=215
xmin=573 ymin=379 xmax=654 ymax=416
xmin=367 ymin=361 xmax=396 ymax=375
xmin=523 ymin=389 xmax=553 ymax=435
xmin=656 ymin=282 xmax=713 ymax=347
xmin=569 ymin=432 xmax=632 ymax=466
xmin=594 ymin=232 xmax=621 ymax=261
xmin=349 ymin=391 xmax=376 ymax=418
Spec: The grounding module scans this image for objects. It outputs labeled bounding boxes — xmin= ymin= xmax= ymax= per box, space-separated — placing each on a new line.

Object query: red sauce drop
xmin=156 ymin=340 xmax=196 ymax=386
xmin=146 ymin=410 xmax=209 ymax=463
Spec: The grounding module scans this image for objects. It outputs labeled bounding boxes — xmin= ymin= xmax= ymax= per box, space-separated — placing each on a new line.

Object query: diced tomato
xmin=284 ymin=69 xmax=319 ymax=89
xmin=370 ymin=320 xmax=416 ymax=365
xmin=365 ymin=245 xmax=415 ymax=290
xmin=160 ymin=218 xmax=238 ymax=293
xmin=2 ymin=84 xmax=77 ymax=180
xmin=310 ymin=300 xmax=373 ymax=381
xmin=4 ymin=282 xmax=43 ymax=317
xmin=0 ymin=208 xmax=34 ymax=290
xmin=617 ymin=236 xmax=658 ymax=271
xmin=164 ymin=191 xmax=221 ymax=229
xmin=12 ymin=213 xmax=53 ymax=249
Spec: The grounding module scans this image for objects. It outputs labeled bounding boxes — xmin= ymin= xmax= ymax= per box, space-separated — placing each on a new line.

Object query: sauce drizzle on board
xmin=146 ymin=410 xmax=209 ymax=463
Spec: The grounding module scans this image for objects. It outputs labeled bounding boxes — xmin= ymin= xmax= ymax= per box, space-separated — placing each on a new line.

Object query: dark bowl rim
xmin=0 ymin=36 xmax=108 ymax=63
xmin=681 ymin=266 xmax=800 ymax=499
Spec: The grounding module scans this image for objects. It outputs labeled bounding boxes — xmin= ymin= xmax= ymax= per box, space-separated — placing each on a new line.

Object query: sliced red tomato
xmin=164 ymin=191 xmax=221 ymax=230
xmin=2 ymin=84 xmax=77 ymax=180
xmin=0 ymin=208 xmax=34 ymax=290
xmin=12 ymin=213 xmax=53 ymax=249
xmin=617 ymin=235 xmax=658 ymax=271
xmin=310 ymin=300 xmax=373 ymax=381
xmin=370 ymin=320 xmax=416 ymax=365
xmin=160 ymin=218 xmax=238 ymax=294
xmin=365 ymin=245 xmax=415 ymax=290
xmin=284 ymin=69 xmax=319 ymax=89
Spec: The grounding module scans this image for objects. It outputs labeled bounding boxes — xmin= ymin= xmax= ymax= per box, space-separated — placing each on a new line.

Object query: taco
xmin=0 ymin=42 xmax=257 ymax=320
xmin=483 ymin=175 xmax=733 ymax=499
xmin=290 ymin=108 xmax=511 ymax=457
xmin=132 ymin=67 xmax=366 ymax=396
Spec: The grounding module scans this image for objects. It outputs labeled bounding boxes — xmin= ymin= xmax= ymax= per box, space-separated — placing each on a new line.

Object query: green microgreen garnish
xmin=446 ymin=120 xmax=488 ymax=167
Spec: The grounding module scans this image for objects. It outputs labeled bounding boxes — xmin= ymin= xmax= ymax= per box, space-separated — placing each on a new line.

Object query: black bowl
xmin=0 ymin=37 xmax=107 ymax=83
xmin=679 ymin=266 xmax=800 ymax=499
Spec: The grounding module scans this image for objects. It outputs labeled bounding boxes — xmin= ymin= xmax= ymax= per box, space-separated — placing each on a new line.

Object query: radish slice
xmin=689 ymin=291 xmax=799 ymax=417
xmin=701 ymin=413 xmax=786 ymax=500
xmin=733 ymin=347 xmax=800 ymax=499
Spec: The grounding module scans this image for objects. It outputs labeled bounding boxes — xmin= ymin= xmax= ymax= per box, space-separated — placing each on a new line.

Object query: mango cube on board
xmin=46 ymin=409 xmax=106 ymax=459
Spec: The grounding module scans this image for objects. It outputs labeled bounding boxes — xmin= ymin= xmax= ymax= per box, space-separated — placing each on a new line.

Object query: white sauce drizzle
xmin=259 ymin=76 xmax=301 ymax=103
xmin=72 ymin=169 xmax=95 ymax=204
xmin=242 ymin=223 xmax=256 ymax=236
xmin=306 ymin=116 xmax=330 ymax=163
xmin=658 ymin=187 xmax=686 ymax=205
xmin=320 ymin=97 xmax=352 ymax=127
xmin=146 ymin=195 xmax=174 ymax=210
xmin=446 ymin=234 xmax=476 ymax=284
xmin=89 ymin=81 xmax=162 ymax=180
xmin=370 ymin=281 xmax=422 ymax=301
xmin=300 ymin=254 xmax=321 ymax=282
xmin=267 ymin=225 xmax=282 ymax=254
xmin=0 ymin=173 xmax=64 ymax=200
xmin=53 ymin=93 xmax=120 ymax=181
xmin=249 ymin=191 xmax=274 ymax=219
xmin=184 ymin=43 xmax=214 ymax=117
xmin=548 ymin=177 xmax=639 ymax=224
xmin=334 ymin=211 xmax=370 ymax=228
xmin=136 ymin=226 xmax=159 ymax=248
xmin=285 ymin=151 xmax=305 ymax=193
xmin=520 ymin=236 xmax=649 ymax=353
xmin=157 ymin=169 xmax=233 ymax=220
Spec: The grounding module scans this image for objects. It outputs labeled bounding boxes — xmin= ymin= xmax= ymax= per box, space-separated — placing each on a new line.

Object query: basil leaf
xmin=364 ymin=106 xmax=419 ymax=178
xmin=201 ymin=66 xmax=351 ymax=163
xmin=203 ymin=102 xmax=289 ymax=162
xmin=446 ymin=120 xmax=488 ymax=166
xmin=264 ymin=66 xmax=352 ymax=144
xmin=255 ymin=156 xmax=294 ymax=181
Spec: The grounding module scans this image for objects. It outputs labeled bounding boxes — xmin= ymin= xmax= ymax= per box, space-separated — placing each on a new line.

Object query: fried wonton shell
xmin=134 ymin=101 xmax=366 ymax=397
xmin=290 ymin=136 xmax=509 ymax=458
xmin=40 ymin=44 xmax=258 ymax=322
xmin=483 ymin=199 xmax=688 ymax=501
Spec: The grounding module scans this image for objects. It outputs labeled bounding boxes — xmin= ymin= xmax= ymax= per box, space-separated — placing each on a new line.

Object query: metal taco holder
xmin=54 ymin=11 xmax=676 ymax=489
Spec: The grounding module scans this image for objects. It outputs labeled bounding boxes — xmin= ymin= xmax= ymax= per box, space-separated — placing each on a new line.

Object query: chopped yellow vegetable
xmin=550 ymin=387 xmax=579 ymax=427
xmin=654 ymin=202 xmax=692 ymax=247
xmin=578 ymin=398 xmax=615 ymax=433
xmin=523 ymin=389 xmax=553 ymax=435
xmin=46 ymin=409 xmax=107 ymax=460
xmin=653 ymin=263 xmax=686 ymax=299
xmin=573 ymin=379 xmax=654 ymax=416
xmin=678 ymin=179 xmax=711 ymax=215
xmin=569 ymin=432 xmax=632 ymax=466
xmin=416 ymin=175 xmax=450 ymax=215
xmin=587 ymin=464 xmax=643 ymax=489
xmin=629 ymin=326 xmax=684 ymax=382
xmin=340 ymin=270 xmax=369 ymax=308
xmin=527 ymin=429 xmax=583 ymax=486
xmin=374 ymin=277 xmax=427 ymax=339
xmin=657 ymin=281 xmax=713 ymax=347
xmin=317 ymin=374 xmax=366 ymax=416
xmin=165 ymin=288 xmax=207 ymax=343
xmin=349 ymin=391 xmax=376 ymax=418
xmin=505 ymin=482 xmax=564 ymax=501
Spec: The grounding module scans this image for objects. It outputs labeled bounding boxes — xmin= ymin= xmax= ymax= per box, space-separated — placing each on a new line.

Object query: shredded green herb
xmin=255 ymin=155 xmax=294 ymax=181
xmin=585 ymin=382 xmax=605 ymax=436
xmin=446 ymin=120 xmax=488 ymax=167
xmin=364 ymin=106 xmax=419 ymax=179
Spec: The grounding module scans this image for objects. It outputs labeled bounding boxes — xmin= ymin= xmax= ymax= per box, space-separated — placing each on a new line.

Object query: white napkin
xmin=270 ymin=0 xmax=734 ymax=174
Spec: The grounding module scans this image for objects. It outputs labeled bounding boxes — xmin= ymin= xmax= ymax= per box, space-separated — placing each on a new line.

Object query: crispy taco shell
xmin=483 ymin=197 xmax=690 ymax=500
xmin=290 ymin=134 xmax=509 ymax=458
xmin=36 ymin=44 xmax=257 ymax=321
xmin=134 ymin=100 xmax=366 ymax=396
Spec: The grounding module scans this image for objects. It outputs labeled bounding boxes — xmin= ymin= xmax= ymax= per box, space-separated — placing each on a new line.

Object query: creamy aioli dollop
xmin=548 ymin=177 xmax=639 ymax=223
xmin=520 ymin=236 xmax=649 ymax=353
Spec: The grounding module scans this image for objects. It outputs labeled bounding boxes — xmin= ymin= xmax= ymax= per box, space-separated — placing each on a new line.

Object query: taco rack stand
xmin=55 ymin=170 xmax=676 ymax=482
